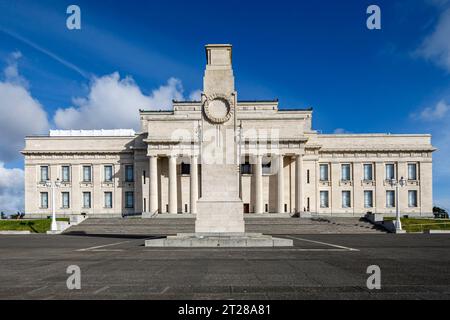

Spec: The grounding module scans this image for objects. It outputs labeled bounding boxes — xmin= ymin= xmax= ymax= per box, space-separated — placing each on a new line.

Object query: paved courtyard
xmin=1 ymin=233 xmax=449 ymax=299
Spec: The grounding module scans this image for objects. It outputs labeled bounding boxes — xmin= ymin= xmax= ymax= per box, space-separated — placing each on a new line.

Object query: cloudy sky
xmin=0 ymin=0 xmax=449 ymax=212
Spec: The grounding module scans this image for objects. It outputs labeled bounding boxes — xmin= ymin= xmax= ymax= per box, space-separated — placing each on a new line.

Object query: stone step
xmin=65 ymin=217 xmax=385 ymax=235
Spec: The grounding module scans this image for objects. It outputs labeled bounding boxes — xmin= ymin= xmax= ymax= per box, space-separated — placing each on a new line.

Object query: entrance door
xmin=243 ymin=203 xmax=250 ymax=214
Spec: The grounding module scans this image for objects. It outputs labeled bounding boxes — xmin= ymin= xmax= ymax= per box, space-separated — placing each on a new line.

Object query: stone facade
xmin=22 ymin=44 xmax=435 ymax=218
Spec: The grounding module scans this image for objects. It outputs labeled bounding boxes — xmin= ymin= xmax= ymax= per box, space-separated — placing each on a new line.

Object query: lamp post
xmin=389 ymin=176 xmax=406 ymax=232
xmin=46 ymin=178 xmax=61 ymax=231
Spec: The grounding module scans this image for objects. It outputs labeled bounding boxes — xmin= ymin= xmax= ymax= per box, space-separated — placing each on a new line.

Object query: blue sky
xmin=0 ymin=0 xmax=449 ymax=212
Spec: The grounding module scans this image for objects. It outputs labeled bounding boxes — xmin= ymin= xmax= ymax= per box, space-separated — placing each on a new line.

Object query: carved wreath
xmin=203 ymin=93 xmax=234 ymax=124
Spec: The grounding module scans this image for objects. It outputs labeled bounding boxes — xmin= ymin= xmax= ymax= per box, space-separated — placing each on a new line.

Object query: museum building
xmin=22 ymin=44 xmax=435 ymax=218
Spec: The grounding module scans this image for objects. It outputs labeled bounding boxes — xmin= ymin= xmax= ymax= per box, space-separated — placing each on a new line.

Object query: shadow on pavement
xmin=62 ymin=232 xmax=166 ymax=240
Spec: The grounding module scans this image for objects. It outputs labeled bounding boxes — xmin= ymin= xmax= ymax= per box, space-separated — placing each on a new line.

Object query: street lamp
xmin=46 ymin=178 xmax=61 ymax=232
xmin=389 ymin=176 xmax=406 ymax=232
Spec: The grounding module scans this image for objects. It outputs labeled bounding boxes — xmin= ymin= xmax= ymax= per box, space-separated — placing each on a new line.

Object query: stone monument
xmin=195 ymin=44 xmax=245 ymax=233
xmin=145 ymin=44 xmax=292 ymax=247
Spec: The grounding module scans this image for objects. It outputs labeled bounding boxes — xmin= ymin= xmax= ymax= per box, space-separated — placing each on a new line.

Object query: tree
xmin=433 ymin=206 xmax=449 ymax=218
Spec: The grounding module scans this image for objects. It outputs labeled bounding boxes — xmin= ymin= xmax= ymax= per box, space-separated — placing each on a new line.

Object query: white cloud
xmin=188 ymin=89 xmax=202 ymax=101
xmin=333 ymin=128 xmax=351 ymax=134
xmin=412 ymin=100 xmax=450 ymax=121
xmin=54 ymin=73 xmax=199 ymax=131
xmin=0 ymin=53 xmax=49 ymax=162
xmin=0 ymin=163 xmax=24 ymax=213
xmin=3 ymin=51 xmax=29 ymax=88
xmin=417 ymin=8 xmax=450 ymax=72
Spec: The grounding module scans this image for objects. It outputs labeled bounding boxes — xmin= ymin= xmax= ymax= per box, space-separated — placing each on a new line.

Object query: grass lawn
xmin=0 ymin=218 xmax=69 ymax=233
xmin=385 ymin=217 xmax=450 ymax=233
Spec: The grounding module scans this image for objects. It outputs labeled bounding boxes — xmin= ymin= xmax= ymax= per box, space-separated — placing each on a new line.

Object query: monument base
xmin=196 ymin=199 xmax=244 ymax=233
xmin=145 ymin=233 xmax=293 ymax=247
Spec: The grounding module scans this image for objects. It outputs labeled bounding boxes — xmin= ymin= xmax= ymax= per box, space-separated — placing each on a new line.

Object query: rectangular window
xmin=265 ymin=203 xmax=268 ymax=212
xmin=83 ymin=192 xmax=91 ymax=209
xmin=40 ymin=166 xmax=49 ymax=182
xmin=320 ymin=191 xmax=329 ymax=208
xmin=104 ymin=165 xmax=113 ymax=182
xmin=262 ymin=161 xmax=271 ymax=175
xmin=364 ymin=190 xmax=373 ymax=208
xmin=61 ymin=192 xmax=70 ymax=208
xmin=241 ymin=162 xmax=252 ymax=175
xmin=181 ymin=163 xmax=191 ymax=175
xmin=83 ymin=166 xmax=92 ymax=182
xmin=40 ymin=192 xmax=48 ymax=209
xmin=386 ymin=190 xmax=395 ymax=208
xmin=125 ymin=191 xmax=134 ymax=208
xmin=61 ymin=166 xmax=70 ymax=182
xmin=385 ymin=164 xmax=395 ymax=180
xmin=319 ymin=164 xmax=329 ymax=181
xmin=342 ymin=191 xmax=351 ymax=208
xmin=104 ymin=192 xmax=113 ymax=208
xmin=408 ymin=190 xmax=418 ymax=207
xmin=408 ymin=163 xmax=417 ymax=180
xmin=363 ymin=164 xmax=373 ymax=181
xmin=341 ymin=164 xmax=351 ymax=181
xmin=307 ymin=170 xmax=310 ymax=184
xmin=125 ymin=165 xmax=134 ymax=182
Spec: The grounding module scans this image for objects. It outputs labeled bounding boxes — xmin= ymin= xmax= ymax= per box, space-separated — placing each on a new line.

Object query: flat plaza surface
xmin=1 ymin=233 xmax=450 ymax=299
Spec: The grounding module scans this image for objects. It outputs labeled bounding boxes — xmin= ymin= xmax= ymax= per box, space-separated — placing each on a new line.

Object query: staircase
xmin=64 ymin=216 xmax=385 ymax=236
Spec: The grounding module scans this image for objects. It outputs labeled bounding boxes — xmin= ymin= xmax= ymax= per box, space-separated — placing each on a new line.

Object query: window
xmin=408 ymin=190 xmax=418 ymax=207
xmin=143 ymin=170 xmax=146 ymax=184
xmin=185 ymin=204 xmax=188 ymax=213
xmin=61 ymin=166 xmax=70 ymax=182
xmin=125 ymin=191 xmax=134 ymax=208
xmin=262 ymin=161 xmax=271 ymax=175
xmin=265 ymin=204 xmax=268 ymax=212
xmin=320 ymin=191 xmax=329 ymax=208
xmin=363 ymin=164 xmax=373 ymax=181
xmin=62 ymin=192 xmax=70 ymax=208
xmin=104 ymin=192 xmax=112 ymax=208
xmin=40 ymin=166 xmax=49 ymax=182
xmin=386 ymin=190 xmax=395 ymax=208
xmin=342 ymin=191 xmax=351 ymax=208
xmin=104 ymin=165 xmax=113 ymax=182
xmin=83 ymin=166 xmax=92 ymax=182
xmin=408 ymin=163 xmax=418 ymax=180
xmin=385 ymin=164 xmax=395 ymax=180
xmin=364 ymin=190 xmax=373 ymax=208
xmin=241 ymin=161 xmax=252 ymax=175
xmin=284 ymin=204 xmax=287 ymax=212
xmin=319 ymin=164 xmax=329 ymax=181
xmin=83 ymin=192 xmax=91 ymax=208
xmin=40 ymin=192 xmax=48 ymax=209
xmin=181 ymin=162 xmax=190 ymax=175
xmin=341 ymin=164 xmax=351 ymax=181
xmin=125 ymin=165 xmax=134 ymax=182
xmin=307 ymin=170 xmax=310 ymax=184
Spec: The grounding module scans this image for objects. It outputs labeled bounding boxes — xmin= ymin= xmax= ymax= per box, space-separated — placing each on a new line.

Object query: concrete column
xmin=149 ymin=156 xmax=158 ymax=214
xmin=254 ymin=154 xmax=263 ymax=214
xmin=168 ymin=155 xmax=178 ymax=214
xmin=190 ymin=155 xmax=198 ymax=214
xmin=277 ymin=154 xmax=284 ymax=213
xmin=295 ymin=154 xmax=304 ymax=213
